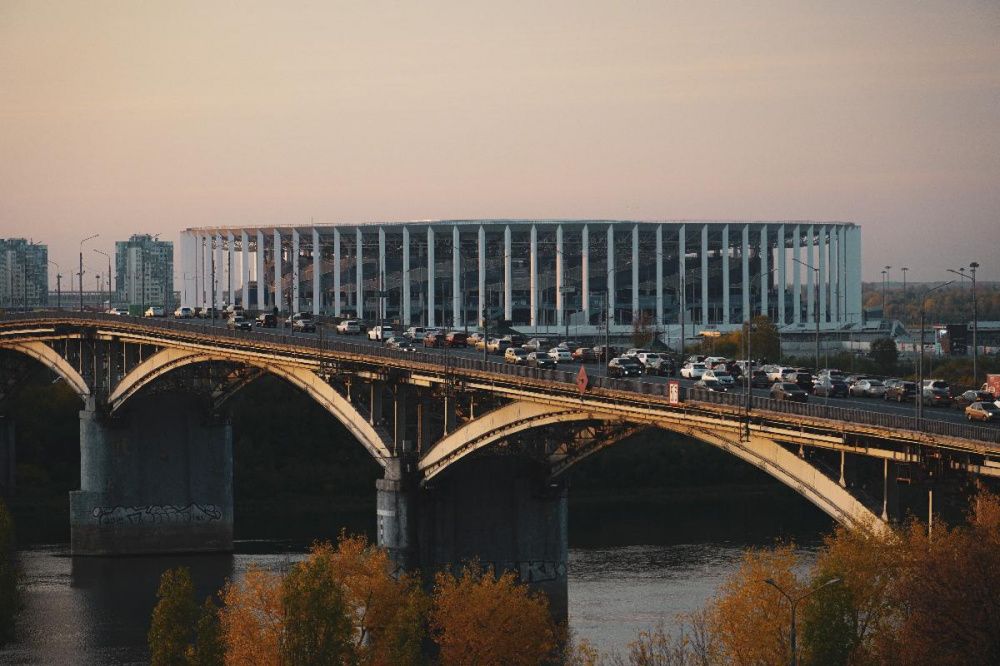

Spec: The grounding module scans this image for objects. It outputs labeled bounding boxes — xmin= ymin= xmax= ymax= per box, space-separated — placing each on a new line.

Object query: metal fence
xmin=4 ymin=311 xmax=1000 ymax=446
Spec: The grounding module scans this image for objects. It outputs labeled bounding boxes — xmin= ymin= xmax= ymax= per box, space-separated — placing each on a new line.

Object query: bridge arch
xmin=420 ymin=400 xmax=886 ymax=533
xmin=108 ymin=348 xmax=393 ymax=466
xmin=5 ymin=341 xmax=90 ymax=399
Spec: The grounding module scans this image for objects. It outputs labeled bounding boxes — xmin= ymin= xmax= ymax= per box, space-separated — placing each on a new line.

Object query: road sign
xmin=576 ymin=366 xmax=589 ymax=394
xmin=667 ymin=380 xmax=680 ymax=405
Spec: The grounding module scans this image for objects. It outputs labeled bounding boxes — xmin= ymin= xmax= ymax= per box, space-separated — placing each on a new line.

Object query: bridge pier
xmin=0 ymin=416 xmax=14 ymax=496
xmin=70 ymin=393 xmax=233 ymax=556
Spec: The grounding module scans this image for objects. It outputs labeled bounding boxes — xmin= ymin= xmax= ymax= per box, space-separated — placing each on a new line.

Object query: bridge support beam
xmin=70 ymin=394 xmax=233 ymax=556
xmin=376 ymin=454 xmax=417 ymax=571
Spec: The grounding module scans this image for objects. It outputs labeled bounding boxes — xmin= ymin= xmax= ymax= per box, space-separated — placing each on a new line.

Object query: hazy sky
xmin=1 ymin=1 xmax=998 ymax=284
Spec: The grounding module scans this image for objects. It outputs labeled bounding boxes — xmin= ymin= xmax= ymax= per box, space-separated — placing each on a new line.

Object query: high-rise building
xmin=0 ymin=238 xmax=48 ymax=308
xmin=115 ymin=234 xmax=174 ymax=310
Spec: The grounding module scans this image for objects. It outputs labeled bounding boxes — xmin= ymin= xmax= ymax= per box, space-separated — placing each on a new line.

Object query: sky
xmin=1 ymin=1 xmax=998 ymax=285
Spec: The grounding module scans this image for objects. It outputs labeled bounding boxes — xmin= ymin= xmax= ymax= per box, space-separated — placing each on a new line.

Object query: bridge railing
xmin=5 ymin=312 xmax=1000 ymax=446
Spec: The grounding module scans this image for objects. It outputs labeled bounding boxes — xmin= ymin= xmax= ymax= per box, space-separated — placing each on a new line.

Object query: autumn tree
xmin=219 ymin=567 xmax=284 ymax=665
xmin=632 ymin=312 xmax=655 ymax=349
xmin=149 ymin=568 xmax=200 ymax=666
xmin=431 ymin=562 xmax=556 ymax=666
xmin=742 ymin=315 xmax=780 ymax=364
xmin=280 ymin=544 xmax=353 ymax=665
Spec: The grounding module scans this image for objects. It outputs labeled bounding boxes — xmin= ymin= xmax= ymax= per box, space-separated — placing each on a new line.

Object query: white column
xmin=529 ymin=224 xmax=538 ymax=327
xmin=241 ymin=231 xmax=250 ymax=309
xmin=806 ymin=224 xmax=815 ymax=324
xmin=273 ymin=230 xmax=282 ymax=313
xmin=721 ymin=224 xmax=730 ymax=325
xmin=555 ymin=225 xmax=564 ymax=328
xmin=847 ymin=226 xmax=862 ymax=322
xmin=292 ymin=229 xmax=300 ymax=313
xmin=606 ymin=225 xmax=615 ymax=327
xmin=741 ymin=225 xmax=750 ymax=323
xmin=356 ymin=228 xmax=363 ymax=319
xmin=402 ymin=227 xmax=410 ymax=325
xmin=312 ymin=228 xmax=320 ymax=315
xmin=379 ymin=227 xmax=387 ymax=320
xmin=631 ymin=225 xmax=639 ymax=323
xmin=256 ymin=230 xmax=265 ymax=310
xmin=837 ymin=226 xmax=846 ymax=323
xmin=503 ymin=226 xmax=512 ymax=323
xmin=700 ymin=224 xmax=709 ymax=325
xmin=452 ymin=225 xmax=461 ymax=327
xmin=227 ymin=232 xmax=235 ymax=305
xmin=792 ymin=225 xmax=801 ymax=325
xmin=760 ymin=225 xmax=769 ymax=317
xmin=655 ymin=225 xmax=663 ymax=325
xmin=215 ymin=233 xmax=224 ymax=308
xmin=581 ymin=225 xmax=589 ymax=323
xmin=333 ymin=229 xmax=341 ymax=317
xmin=427 ymin=226 xmax=436 ymax=328
xmin=818 ymin=226 xmax=826 ymax=324
xmin=477 ymin=226 xmax=486 ymax=327
xmin=678 ymin=224 xmax=686 ymax=325
xmin=777 ymin=225 xmax=786 ymax=325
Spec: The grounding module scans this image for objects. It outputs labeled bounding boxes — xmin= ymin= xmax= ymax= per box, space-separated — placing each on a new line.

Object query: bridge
xmin=2 ymin=312 xmax=999 ymax=614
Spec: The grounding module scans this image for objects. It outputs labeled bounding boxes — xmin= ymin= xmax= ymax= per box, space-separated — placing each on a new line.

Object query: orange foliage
xmin=219 ymin=567 xmax=284 ymax=666
xmin=431 ymin=562 xmax=556 ymax=666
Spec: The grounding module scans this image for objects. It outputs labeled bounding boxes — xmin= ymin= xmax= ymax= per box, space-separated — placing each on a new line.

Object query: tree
xmin=189 ymin=598 xmax=225 ymax=666
xmin=149 ymin=568 xmax=199 ymax=666
xmin=0 ymin=500 xmax=18 ymax=647
xmin=743 ymin=316 xmax=780 ymax=364
xmin=280 ymin=544 xmax=354 ymax=665
xmin=632 ymin=312 xmax=655 ymax=349
xmin=431 ymin=562 xmax=556 ymax=666
xmin=868 ymin=337 xmax=898 ymax=375
xmin=219 ymin=567 xmax=284 ymax=665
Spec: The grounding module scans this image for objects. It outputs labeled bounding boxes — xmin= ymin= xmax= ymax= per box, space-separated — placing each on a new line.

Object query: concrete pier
xmin=70 ymin=393 xmax=233 ymax=556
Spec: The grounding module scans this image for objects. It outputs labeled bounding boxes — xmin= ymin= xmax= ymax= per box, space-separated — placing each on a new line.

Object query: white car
xmin=336 ymin=320 xmax=361 ymax=335
xmin=624 ymin=348 xmax=652 ymax=358
xmin=404 ymin=326 xmax=426 ymax=341
xmin=143 ymin=306 xmax=165 ymax=317
xmin=680 ymin=362 xmax=707 ymax=379
xmin=547 ymin=347 xmax=572 ymax=363
xmin=173 ymin=306 xmax=194 ymax=319
xmin=368 ymin=325 xmax=396 ymax=341
xmin=767 ymin=366 xmax=793 ymax=383
xmin=703 ymin=369 xmax=736 ymax=386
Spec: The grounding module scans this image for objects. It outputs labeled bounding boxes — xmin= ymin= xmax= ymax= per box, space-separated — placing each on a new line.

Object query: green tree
xmin=0 ymin=500 xmax=19 ymax=646
xmin=280 ymin=545 xmax=353 ymax=665
xmin=632 ymin=312 xmax=655 ymax=349
xmin=149 ymin=568 xmax=199 ymax=666
xmin=868 ymin=337 xmax=898 ymax=375
xmin=743 ymin=315 xmax=781 ymax=364
xmin=188 ymin=598 xmax=224 ymax=666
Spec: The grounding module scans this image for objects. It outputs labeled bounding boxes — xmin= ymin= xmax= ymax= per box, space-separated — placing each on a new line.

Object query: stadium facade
xmin=180 ymin=220 xmax=861 ymax=336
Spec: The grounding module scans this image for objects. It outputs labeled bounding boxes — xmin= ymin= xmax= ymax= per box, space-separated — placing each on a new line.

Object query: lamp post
xmin=917 ymin=280 xmax=956 ymax=422
xmin=94 ymin=248 xmax=111 ymax=311
xmin=880 ymin=267 xmax=889 ymax=317
xmin=79 ymin=234 xmax=99 ymax=311
xmin=792 ymin=257 xmax=820 ymax=372
xmin=946 ymin=263 xmax=979 ymax=388
xmin=764 ymin=577 xmax=841 ymax=666
xmin=48 ymin=260 xmax=61 ymax=309
xmin=901 ymin=266 xmax=908 ymax=293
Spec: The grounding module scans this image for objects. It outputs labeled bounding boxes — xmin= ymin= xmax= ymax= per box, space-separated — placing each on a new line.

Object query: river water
xmin=1 ymin=498 xmax=829 ymax=664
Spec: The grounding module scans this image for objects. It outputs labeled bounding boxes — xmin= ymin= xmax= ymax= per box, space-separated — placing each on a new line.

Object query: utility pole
xmin=94 ymin=248 xmax=111 ymax=311
xmin=49 ymin=260 xmax=61 ymax=309
xmin=79 ymin=234 xmax=99 ymax=312
xmin=946 ymin=263 xmax=980 ymax=388
xmin=917 ymin=280 xmax=956 ymax=422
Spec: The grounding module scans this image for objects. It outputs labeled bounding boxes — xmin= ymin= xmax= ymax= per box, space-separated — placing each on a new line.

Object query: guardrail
xmin=4 ymin=311 xmax=1000 ymax=447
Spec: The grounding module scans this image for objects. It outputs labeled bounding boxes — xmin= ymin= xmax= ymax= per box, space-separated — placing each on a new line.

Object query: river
xmin=1 ymin=497 xmax=829 ymax=664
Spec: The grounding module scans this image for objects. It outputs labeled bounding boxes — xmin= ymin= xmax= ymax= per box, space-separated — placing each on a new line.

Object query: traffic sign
xmin=576 ymin=366 xmax=589 ymax=394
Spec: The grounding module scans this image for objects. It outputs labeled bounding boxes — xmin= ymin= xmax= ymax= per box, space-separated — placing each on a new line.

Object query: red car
xmin=444 ymin=332 xmax=468 ymax=348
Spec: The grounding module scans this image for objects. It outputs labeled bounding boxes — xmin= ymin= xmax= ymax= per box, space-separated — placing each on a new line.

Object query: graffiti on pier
xmin=91 ymin=503 xmax=222 ymax=527
xmin=435 ymin=559 xmax=567 ymax=584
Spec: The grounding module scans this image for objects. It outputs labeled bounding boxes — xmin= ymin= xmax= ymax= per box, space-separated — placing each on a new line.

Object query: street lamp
xmin=48 ymin=260 xmax=62 ymax=309
xmin=946 ymin=263 xmax=979 ymax=389
xmin=79 ymin=234 xmax=99 ymax=311
xmin=901 ymin=266 xmax=908 ymax=293
xmin=791 ymin=257 xmax=820 ymax=372
xmin=94 ymin=248 xmax=112 ymax=312
xmin=764 ymin=577 xmax=841 ymax=666
xmin=917 ymin=280 xmax=956 ymax=422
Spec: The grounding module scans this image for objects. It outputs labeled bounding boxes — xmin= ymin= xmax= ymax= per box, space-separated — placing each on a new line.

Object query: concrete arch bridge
xmin=2 ymin=313 xmax=998 ymax=614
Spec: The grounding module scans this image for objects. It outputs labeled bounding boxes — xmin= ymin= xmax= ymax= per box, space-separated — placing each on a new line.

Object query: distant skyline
xmin=2 ymin=1 xmax=998 ymax=284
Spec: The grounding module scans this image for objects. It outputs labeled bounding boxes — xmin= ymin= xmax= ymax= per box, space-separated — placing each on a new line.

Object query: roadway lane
xmin=184 ymin=316 xmax=982 ymax=428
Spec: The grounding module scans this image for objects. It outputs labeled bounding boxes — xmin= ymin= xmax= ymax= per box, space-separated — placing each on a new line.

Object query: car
xmin=403 ymin=326 xmax=426 ymax=341
xmin=501 ymin=333 xmax=526 ymax=347
xmin=504 ymin=348 xmax=528 ymax=365
xmin=767 ymin=366 xmax=793 ymax=383
xmin=173 ymin=306 xmax=195 ymax=319
xmin=227 ymin=315 xmax=252 ymax=331
xmin=965 ymin=402 xmax=1000 ymax=422
xmin=526 ymin=351 xmax=556 ymax=369
xmin=486 ymin=337 xmax=509 ymax=354
xmin=885 ymin=381 xmax=917 ymax=402
xmin=255 ymin=313 xmax=278 ymax=328
xmin=384 ymin=337 xmax=416 ymax=351
xmin=467 ymin=332 xmax=485 ymax=345
xmin=572 ymin=347 xmax=598 ymax=363
xmin=106 ymin=307 xmax=129 ymax=316
xmin=368 ymin=325 xmax=395 ymax=341
xmin=680 ymin=362 xmax=707 ymax=380
xmin=287 ymin=312 xmax=316 ymax=332
xmin=523 ymin=338 xmax=551 ymax=352
xmin=953 ymin=390 xmax=995 ymax=411
xmin=693 ymin=378 xmax=729 ymax=393
xmin=790 ymin=372 xmax=815 ymax=392
xmin=921 ymin=380 xmax=953 ymax=407
xmin=473 ymin=337 xmax=489 ymax=351
xmin=635 ymin=352 xmax=673 ymax=376
xmin=702 ymin=369 xmax=736 ymax=387
xmin=771 ymin=382 xmax=809 ymax=402
xmin=144 ymin=306 xmax=165 ymax=318
xmin=547 ymin=347 xmax=572 ymax=363
xmin=624 ymin=348 xmax=652 ymax=359
xmin=196 ymin=307 xmax=219 ymax=319
xmin=444 ymin=332 xmax=468 ymax=348
xmin=813 ymin=377 xmax=849 ymax=398
xmin=850 ymin=379 xmax=887 ymax=398
xmin=224 ymin=304 xmax=245 ymax=317
xmin=423 ymin=331 xmax=445 ymax=347
xmin=607 ymin=356 xmax=643 ymax=378
xmin=745 ymin=370 xmax=771 ymax=388
xmin=336 ymin=319 xmax=361 ymax=335
xmin=593 ymin=345 xmax=619 ymax=362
